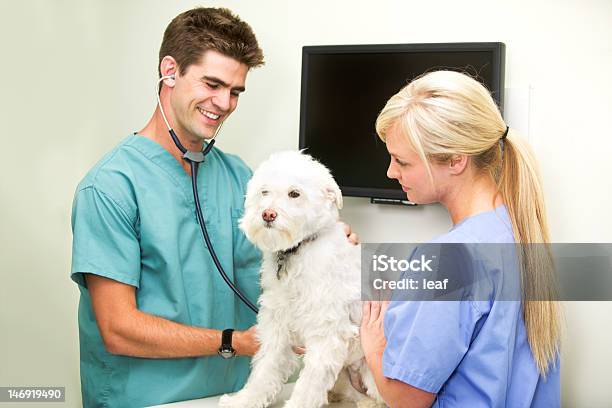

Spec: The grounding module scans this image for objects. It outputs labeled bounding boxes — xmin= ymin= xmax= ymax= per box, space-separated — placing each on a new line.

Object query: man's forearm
xmin=103 ymin=309 xmax=250 ymax=358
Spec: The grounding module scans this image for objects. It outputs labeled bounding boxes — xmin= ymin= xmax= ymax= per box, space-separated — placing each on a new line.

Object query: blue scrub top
xmin=383 ymin=206 xmax=560 ymax=407
xmin=70 ymin=134 xmax=262 ymax=407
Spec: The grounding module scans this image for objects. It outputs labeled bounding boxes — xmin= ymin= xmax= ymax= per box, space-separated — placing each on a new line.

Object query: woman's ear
xmin=448 ymin=154 xmax=469 ymax=175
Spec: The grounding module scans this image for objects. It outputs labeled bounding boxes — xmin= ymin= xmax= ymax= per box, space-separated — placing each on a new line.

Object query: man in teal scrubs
xmin=71 ymin=7 xmax=266 ymax=407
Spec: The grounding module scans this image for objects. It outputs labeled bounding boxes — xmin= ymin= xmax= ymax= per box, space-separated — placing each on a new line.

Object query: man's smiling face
xmin=171 ymin=49 xmax=248 ymax=141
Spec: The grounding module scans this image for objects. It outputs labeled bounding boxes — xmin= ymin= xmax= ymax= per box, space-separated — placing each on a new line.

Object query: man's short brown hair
xmin=159 ymin=7 xmax=264 ymax=76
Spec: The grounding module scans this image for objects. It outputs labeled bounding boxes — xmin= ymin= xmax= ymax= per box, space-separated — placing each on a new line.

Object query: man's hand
xmin=235 ymin=326 xmax=305 ymax=356
xmin=292 ymin=346 xmax=306 ymax=355
xmin=234 ymin=325 xmax=260 ymax=356
xmin=340 ymin=221 xmax=359 ymax=245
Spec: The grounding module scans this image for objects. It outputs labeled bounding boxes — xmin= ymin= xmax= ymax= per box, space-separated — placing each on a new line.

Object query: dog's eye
xmin=261 ymin=190 xmax=269 ymax=196
xmin=288 ymin=190 xmax=300 ymax=198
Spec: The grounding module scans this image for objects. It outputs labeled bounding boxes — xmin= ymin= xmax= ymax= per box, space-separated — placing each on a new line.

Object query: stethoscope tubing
xmin=157 ymin=76 xmax=259 ymax=314
xmin=189 ymin=160 xmax=259 ymax=314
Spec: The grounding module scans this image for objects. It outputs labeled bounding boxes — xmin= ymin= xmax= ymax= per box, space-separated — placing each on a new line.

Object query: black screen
xmin=299 ymin=43 xmax=505 ymax=200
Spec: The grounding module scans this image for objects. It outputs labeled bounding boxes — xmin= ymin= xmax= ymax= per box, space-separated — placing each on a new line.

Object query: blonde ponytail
xmin=498 ymin=130 xmax=560 ymax=375
xmin=376 ymin=70 xmax=560 ymax=375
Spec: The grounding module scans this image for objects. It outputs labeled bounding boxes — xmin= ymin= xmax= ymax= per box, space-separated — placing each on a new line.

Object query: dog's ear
xmin=325 ymin=185 xmax=343 ymax=209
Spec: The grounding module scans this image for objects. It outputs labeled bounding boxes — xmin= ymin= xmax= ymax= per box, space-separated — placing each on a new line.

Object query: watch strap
xmin=221 ymin=328 xmax=234 ymax=348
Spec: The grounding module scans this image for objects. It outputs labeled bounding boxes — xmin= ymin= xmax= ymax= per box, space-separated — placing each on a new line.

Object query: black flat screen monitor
xmin=298 ymin=42 xmax=505 ymax=202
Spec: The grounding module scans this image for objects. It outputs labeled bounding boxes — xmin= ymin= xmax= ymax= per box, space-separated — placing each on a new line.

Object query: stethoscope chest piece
xmin=183 ymin=151 xmax=205 ymax=163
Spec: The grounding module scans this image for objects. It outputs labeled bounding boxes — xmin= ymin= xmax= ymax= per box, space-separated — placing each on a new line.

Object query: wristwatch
xmin=218 ymin=329 xmax=236 ymax=359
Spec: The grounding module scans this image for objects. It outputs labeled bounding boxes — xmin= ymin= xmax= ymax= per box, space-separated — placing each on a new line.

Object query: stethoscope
xmin=157 ymin=74 xmax=259 ymax=314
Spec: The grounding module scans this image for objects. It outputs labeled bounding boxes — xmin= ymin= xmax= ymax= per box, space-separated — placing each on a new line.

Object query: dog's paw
xmin=283 ymin=397 xmax=328 ymax=408
xmin=327 ymin=390 xmax=342 ymax=403
xmin=218 ymin=393 xmax=241 ymax=408
xmin=281 ymin=400 xmax=301 ymax=408
xmin=356 ymin=397 xmax=387 ymax=408
xmin=219 ymin=391 xmax=267 ymax=408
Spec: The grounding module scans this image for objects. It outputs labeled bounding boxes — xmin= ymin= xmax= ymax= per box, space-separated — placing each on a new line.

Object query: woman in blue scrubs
xmin=360 ymin=70 xmax=560 ymax=407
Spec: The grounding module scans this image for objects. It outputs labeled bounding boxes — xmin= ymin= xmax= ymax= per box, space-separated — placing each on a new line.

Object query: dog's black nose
xmin=262 ymin=209 xmax=277 ymax=222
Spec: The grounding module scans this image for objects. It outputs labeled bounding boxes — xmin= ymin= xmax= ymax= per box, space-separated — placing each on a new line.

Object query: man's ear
xmin=159 ymin=55 xmax=178 ymax=87
xmin=325 ymin=184 xmax=343 ymax=209
xmin=448 ymin=154 xmax=469 ymax=175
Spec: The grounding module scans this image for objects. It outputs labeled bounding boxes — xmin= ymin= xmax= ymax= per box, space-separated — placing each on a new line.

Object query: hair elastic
xmin=500 ymin=125 xmax=509 ymax=140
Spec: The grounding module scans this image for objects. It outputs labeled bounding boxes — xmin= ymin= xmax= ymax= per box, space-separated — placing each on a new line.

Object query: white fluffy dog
xmin=219 ymin=151 xmax=384 ymax=408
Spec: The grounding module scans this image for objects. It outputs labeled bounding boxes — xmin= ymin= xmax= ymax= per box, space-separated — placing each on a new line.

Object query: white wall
xmin=1 ymin=1 xmax=610 ymax=406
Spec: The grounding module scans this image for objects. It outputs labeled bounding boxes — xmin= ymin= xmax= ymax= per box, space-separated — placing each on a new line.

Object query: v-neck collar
xmin=450 ymin=205 xmax=509 ymax=232
xmin=125 ymin=133 xmax=215 ymax=206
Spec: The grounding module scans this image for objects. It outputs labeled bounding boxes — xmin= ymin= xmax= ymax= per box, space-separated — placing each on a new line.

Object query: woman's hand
xmin=361 ymin=301 xmax=437 ymax=407
xmin=360 ymin=300 xmax=390 ymax=363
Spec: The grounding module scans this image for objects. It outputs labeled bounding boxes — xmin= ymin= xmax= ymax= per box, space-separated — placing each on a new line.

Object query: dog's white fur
xmin=218 ymin=151 xmax=384 ymax=408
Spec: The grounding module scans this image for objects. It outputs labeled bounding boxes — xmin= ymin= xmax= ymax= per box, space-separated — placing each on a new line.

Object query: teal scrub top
xmin=70 ymin=134 xmax=262 ymax=407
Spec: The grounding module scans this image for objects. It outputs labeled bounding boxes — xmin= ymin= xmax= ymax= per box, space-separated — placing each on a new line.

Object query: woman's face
xmin=385 ymin=124 xmax=447 ymax=204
